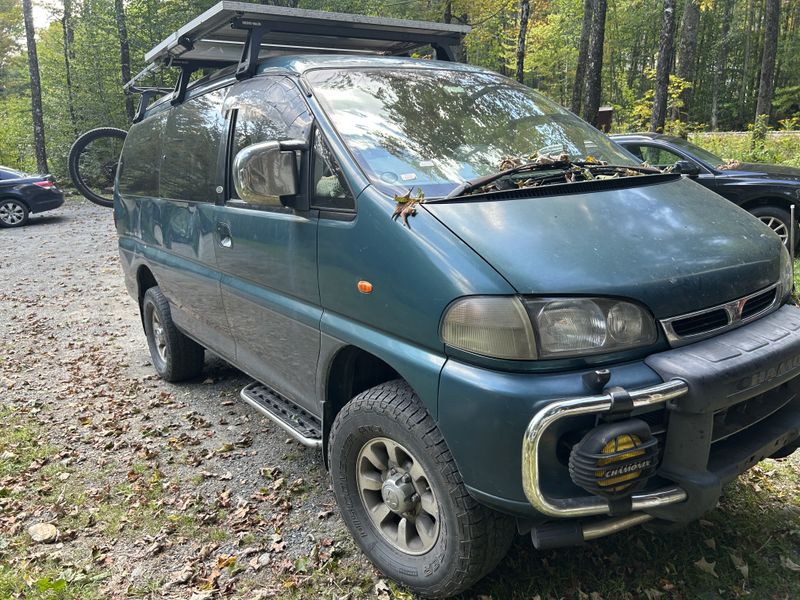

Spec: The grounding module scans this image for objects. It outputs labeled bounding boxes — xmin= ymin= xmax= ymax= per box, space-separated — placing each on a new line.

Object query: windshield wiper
xmin=440 ymin=160 xmax=661 ymax=200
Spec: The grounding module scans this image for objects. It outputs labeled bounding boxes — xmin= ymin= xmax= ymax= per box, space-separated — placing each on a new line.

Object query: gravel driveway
xmin=0 ymin=199 xmax=378 ymax=598
xmin=1 ymin=199 xmax=798 ymax=600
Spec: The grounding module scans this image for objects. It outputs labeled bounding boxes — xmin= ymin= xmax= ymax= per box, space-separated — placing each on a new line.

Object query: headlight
xmin=440 ymin=296 xmax=657 ymax=360
xmin=525 ymin=297 xmax=657 ymax=358
xmin=440 ymin=296 xmax=537 ymax=359
xmin=780 ymin=244 xmax=794 ymax=300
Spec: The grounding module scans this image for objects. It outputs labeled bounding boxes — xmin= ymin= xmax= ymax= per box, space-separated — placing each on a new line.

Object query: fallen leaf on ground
xmin=694 ymin=556 xmax=717 ymax=578
xmin=781 ymin=556 xmax=800 ymax=572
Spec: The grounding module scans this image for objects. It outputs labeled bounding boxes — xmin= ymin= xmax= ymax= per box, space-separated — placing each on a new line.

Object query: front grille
xmin=661 ymin=283 xmax=781 ymax=347
xmin=711 ymin=382 xmax=795 ymax=443
xmin=741 ymin=287 xmax=777 ymax=319
xmin=671 ymin=309 xmax=729 ymax=337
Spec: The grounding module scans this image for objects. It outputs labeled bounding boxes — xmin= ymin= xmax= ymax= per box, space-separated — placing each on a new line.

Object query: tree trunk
xmin=582 ymin=0 xmax=607 ymax=126
xmin=61 ymin=0 xmax=78 ymax=136
xmin=755 ymin=0 xmax=780 ymax=120
xmin=114 ymin=0 xmax=135 ymax=122
xmin=671 ymin=0 xmax=700 ymax=120
xmin=571 ymin=0 xmax=594 ymax=114
xmin=738 ymin=0 xmax=754 ymax=125
xmin=711 ymin=0 xmax=733 ymax=130
xmin=650 ymin=0 xmax=677 ymax=133
xmin=22 ymin=0 xmax=47 ymax=174
xmin=443 ymin=0 xmax=452 ymax=23
xmin=515 ymin=0 xmax=530 ymax=84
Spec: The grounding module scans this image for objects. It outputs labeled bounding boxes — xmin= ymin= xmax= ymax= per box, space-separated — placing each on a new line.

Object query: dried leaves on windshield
xmin=472 ymin=153 xmax=654 ymax=196
xmin=392 ymin=188 xmax=425 ymax=227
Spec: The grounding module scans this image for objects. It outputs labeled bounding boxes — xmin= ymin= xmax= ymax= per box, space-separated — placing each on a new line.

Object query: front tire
xmin=142 ymin=286 xmax=204 ymax=382
xmin=0 ymin=198 xmax=29 ymax=228
xmin=329 ymin=381 xmax=515 ymax=598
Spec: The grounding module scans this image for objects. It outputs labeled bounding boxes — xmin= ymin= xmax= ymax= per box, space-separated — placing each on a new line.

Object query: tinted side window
xmin=227 ymin=77 xmax=312 ymax=203
xmin=118 ymin=111 xmax=164 ymax=197
xmin=624 ymin=144 xmax=645 ymax=161
xmin=641 ymin=145 xmax=683 ymax=167
xmin=311 ymin=128 xmax=354 ymax=211
xmin=160 ymin=88 xmax=226 ymax=202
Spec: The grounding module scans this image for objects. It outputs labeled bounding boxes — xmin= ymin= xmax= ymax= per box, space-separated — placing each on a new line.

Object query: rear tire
xmin=0 ymin=198 xmax=29 ymax=228
xmin=749 ymin=205 xmax=797 ymax=248
xmin=329 ymin=380 xmax=515 ymax=598
xmin=142 ymin=286 xmax=204 ymax=382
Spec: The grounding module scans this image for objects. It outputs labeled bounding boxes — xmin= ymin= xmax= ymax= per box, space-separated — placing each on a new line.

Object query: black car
xmin=612 ymin=133 xmax=800 ymax=246
xmin=0 ymin=166 xmax=65 ymax=228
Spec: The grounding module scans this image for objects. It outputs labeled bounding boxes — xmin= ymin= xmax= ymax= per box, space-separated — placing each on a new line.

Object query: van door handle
xmin=216 ymin=222 xmax=232 ymax=249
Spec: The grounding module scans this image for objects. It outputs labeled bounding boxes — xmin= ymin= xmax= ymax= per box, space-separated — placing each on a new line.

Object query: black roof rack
xmin=125 ymin=1 xmax=470 ymax=120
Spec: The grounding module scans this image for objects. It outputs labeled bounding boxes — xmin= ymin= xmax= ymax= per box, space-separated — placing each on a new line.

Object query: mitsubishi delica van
xmin=112 ymin=3 xmax=800 ymax=597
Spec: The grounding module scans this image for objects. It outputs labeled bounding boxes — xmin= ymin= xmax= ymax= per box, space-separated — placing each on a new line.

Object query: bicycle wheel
xmin=68 ymin=127 xmax=127 ymax=208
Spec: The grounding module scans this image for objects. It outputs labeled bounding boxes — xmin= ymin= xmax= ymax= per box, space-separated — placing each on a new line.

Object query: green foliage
xmin=619 ymin=68 xmax=696 ymax=134
xmin=691 ymin=131 xmax=800 ymax=168
xmin=0 ymin=0 xmax=21 ymax=71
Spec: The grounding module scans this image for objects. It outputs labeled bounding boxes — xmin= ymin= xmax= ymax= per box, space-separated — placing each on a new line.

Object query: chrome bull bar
xmin=521 ymin=379 xmax=690 ymax=518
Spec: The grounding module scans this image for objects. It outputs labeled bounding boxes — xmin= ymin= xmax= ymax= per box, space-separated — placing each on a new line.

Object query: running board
xmin=239 ymin=382 xmax=322 ymax=448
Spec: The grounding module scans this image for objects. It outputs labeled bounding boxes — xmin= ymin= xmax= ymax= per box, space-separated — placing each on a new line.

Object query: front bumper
xmin=521 ymin=304 xmax=800 ymax=535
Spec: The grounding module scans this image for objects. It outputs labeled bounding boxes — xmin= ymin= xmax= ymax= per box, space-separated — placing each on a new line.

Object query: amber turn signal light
xmin=357 ymin=280 xmax=373 ymax=294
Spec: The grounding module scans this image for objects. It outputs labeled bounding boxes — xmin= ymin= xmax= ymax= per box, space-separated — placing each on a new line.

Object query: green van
xmin=113 ymin=3 xmax=800 ymax=597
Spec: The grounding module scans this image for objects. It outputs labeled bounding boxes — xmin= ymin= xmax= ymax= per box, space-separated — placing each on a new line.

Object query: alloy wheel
xmin=356 ymin=436 xmax=440 ymax=555
xmin=150 ymin=310 xmax=168 ymax=362
xmin=758 ymin=215 xmax=789 ymax=244
xmin=0 ymin=201 xmax=25 ymax=226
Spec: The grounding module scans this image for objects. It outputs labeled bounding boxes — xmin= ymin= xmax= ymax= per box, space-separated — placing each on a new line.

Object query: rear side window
xmin=226 ymin=77 xmax=312 ymax=203
xmin=637 ymin=145 xmax=684 ymax=167
xmin=160 ymin=88 xmax=226 ymax=202
xmin=118 ymin=112 xmax=165 ymax=197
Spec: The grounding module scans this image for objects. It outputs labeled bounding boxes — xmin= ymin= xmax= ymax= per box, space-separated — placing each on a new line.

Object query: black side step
xmin=239 ymin=382 xmax=322 ymax=448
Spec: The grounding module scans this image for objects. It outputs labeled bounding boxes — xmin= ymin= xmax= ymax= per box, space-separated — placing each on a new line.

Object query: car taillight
xmin=34 ymin=180 xmax=55 ymax=189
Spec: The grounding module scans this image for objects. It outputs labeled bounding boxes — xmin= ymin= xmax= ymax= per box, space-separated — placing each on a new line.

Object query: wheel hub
xmin=381 ymin=471 xmax=418 ymax=514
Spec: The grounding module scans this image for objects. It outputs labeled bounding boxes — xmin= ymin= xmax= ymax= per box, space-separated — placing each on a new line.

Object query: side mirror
xmin=232 ymin=140 xmax=301 ymax=206
xmin=672 ymin=160 xmax=700 ymax=176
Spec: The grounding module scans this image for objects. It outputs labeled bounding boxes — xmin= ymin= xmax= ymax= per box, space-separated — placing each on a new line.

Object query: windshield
xmin=305 ymin=68 xmax=637 ymax=197
xmin=664 ymin=137 xmax=724 ymax=166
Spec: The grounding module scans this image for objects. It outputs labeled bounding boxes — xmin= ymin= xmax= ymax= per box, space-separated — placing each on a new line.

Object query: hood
xmin=720 ymin=162 xmax=800 ymax=182
xmin=424 ymin=177 xmax=782 ymax=318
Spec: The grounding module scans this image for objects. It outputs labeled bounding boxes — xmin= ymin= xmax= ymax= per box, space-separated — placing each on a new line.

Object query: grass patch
xmin=0 ymin=410 xmax=53 ymax=479
xmin=691 ymin=131 xmax=800 ymax=168
xmin=0 ymin=563 xmax=105 ymax=600
xmin=0 ymin=410 xmax=108 ymax=600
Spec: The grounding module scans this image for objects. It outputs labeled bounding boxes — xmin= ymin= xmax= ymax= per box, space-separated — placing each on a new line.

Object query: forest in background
xmin=1 ymin=0 xmax=798 ymax=179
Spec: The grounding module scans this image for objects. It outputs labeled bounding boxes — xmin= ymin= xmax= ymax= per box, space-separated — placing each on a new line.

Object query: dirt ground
xmin=1 ymin=199 xmax=799 ymax=600
xmin=0 ymin=199 xmax=377 ymax=598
